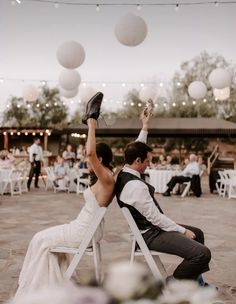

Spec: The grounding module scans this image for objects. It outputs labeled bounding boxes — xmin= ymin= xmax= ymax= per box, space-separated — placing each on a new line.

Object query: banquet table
xmin=146 ymin=169 xmax=178 ymax=193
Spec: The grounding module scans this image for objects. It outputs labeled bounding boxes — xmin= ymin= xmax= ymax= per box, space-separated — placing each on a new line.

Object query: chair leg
xmin=153 ymin=255 xmax=168 ymax=279
xmin=130 ymin=239 xmax=136 ymax=265
xmin=92 ymin=239 xmax=100 ymax=284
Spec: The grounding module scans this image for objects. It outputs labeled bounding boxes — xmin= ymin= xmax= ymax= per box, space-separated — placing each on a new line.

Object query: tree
xmin=30 ymin=86 xmax=68 ymax=129
xmin=3 ymin=97 xmax=31 ymax=127
xmin=3 ymin=86 xmax=69 ymax=128
xmin=167 ymin=51 xmax=232 ymax=118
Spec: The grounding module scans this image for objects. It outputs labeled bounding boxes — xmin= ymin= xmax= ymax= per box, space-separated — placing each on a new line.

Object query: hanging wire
xmin=13 ymin=0 xmax=236 ymax=6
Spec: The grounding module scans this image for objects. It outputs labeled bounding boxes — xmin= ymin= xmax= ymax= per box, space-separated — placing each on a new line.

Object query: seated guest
xmin=53 ymin=155 xmax=70 ymax=188
xmin=166 ymin=155 xmax=173 ymax=165
xmin=198 ymin=156 xmax=207 ymax=174
xmin=163 ymin=154 xmax=200 ymax=196
xmin=62 ymin=144 xmax=76 ymax=168
xmin=0 ymin=150 xmax=15 ymax=169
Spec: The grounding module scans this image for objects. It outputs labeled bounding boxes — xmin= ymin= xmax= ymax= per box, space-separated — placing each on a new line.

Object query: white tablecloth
xmin=146 ymin=169 xmax=177 ymax=193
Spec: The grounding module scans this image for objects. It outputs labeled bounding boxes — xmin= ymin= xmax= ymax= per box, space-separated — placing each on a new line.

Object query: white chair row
xmin=216 ymin=169 xmax=236 ymax=199
xmin=44 ymin=167 xmax=90 ymax=194
xmin=50 ymin=206 xmax=167 ymax=285
xmin=0 ymin=169 xmax=28 ymax=196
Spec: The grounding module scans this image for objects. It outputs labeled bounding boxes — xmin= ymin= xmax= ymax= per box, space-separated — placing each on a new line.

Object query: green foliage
xmin=3 ymin=86 xmax=68 ymax=129
xmin=167 ymin=51 xmax=227 ymax=118
xmin=117 ymin=89 xmax=145 ymax=118
xmin=30 ymin=87 xmax=68 ymax=128
xmin=3 ymin=97 xmax=31 ymax=127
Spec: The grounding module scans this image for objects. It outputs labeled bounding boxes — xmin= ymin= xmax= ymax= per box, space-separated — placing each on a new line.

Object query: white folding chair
xmin=121 ymin=207 xmax=167 ymax=282
xmin=1 ymin=169 xmax=22 ymax=196
xmin=44 ymin=167 xmax=56 ymax=191
xmin=181 ymin=170 xmax=204 ymax=198
xmin=216 ymin=170 xmax=230 ymax=197
xmin=50 ymin=207 xmax=106 ymax=284
xmin=20 ymin=169 xmax=29 ymax=193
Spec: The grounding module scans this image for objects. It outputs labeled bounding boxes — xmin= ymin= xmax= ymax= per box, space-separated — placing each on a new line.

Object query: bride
xmin=15 ymin=92 xmax=115 ymax=297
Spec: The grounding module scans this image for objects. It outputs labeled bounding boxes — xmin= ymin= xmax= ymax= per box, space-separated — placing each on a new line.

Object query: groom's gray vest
xmin=116 ymin=170 xmax=164 ymax=232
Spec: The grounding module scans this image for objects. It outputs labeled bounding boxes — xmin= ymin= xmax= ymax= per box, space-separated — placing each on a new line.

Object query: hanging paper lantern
xmin=213 ymin=87 xmax=230 ymax=101
xmin=59 ymin=69 xmax=81 ymax=91
xmin=139 ymin=86 xmax=157 ymax=102
xmin=79 ymin=87 xmax=97 ymax=102
xmin=22 ymin=84 xmax=39 ymax=102
xmin=208 ymin=68 xmax=231 ymax=89
xmin=114 ymin=13 xmax=148 ymax=47
xmin=60 ymin=87 xmax=78 ymax=99
xmin=188 ymin=81 xmax=207 ymax=100
xmin=57 ymin=40 xmax=85 ymax=69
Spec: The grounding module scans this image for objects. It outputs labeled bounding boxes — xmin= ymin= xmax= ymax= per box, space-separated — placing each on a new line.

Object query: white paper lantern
xmin=22 ymin=84 xmax=39 ymax=102
xmin=60 ymin=87 xmax=78 ymax=99
xmin=57 ymin=40 xmax=85 ymax=69
xmin=139 ymin=86 xmax=157 ymax=102
xmin=188 ymin=81 xmax=207 ymax=100
xmin=208 ymin=68 xmax=231 ymax=89
xmin=115 ymin=13 xmax=148 ymax=47
xmin=213 ymin=87 xmax=230 ymax=101
xmin=59 ymin=69 xmax=81 ymax=91
xmin=79 ymin=87 xmax=97 ymax=102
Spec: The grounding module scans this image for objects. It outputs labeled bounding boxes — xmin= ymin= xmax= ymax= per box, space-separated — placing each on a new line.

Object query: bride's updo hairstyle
xmin=90 ymin=142 xmax=113 ymax=185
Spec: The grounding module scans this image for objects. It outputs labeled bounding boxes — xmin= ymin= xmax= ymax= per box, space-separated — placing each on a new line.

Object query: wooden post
xmin=44 ymin=132 xmax=48 ymax=151
xmin=4 ymin=132 xmax=8 ymax=150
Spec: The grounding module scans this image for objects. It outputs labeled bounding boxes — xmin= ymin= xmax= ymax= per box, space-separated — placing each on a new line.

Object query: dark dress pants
xmin=27 ymin=161 xmax=41 ymax=188
xmin=167 ymin=175 xmax=191 ymax=191
xmin=142 ymin=224 xmax=211 ymax=280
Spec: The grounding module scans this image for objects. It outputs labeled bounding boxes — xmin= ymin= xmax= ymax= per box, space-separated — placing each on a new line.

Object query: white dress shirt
xmin=119 ymin=128 xmax=185 ymax=234
xmin=29 ymin=143 xmax=43 ymax=162
xmin=178 ymin=161 xmax=200 ymax=177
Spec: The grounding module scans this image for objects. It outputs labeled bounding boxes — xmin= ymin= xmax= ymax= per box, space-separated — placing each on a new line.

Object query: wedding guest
xmin=53 ymin=155 xmax=70 ymax=189
xmin=62 ymin=144 xmax=76 ymax=168
xmin=163 ymin=154 xmax=199 ymax=197
xmin=0 ymin=150 xmax=15 ymax=169
xmin=27 ymin=137 xmax=43 ymax=190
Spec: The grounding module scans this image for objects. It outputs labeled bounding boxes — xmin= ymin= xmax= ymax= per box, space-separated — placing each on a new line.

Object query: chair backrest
xmin=121 ymin=207 xmax=164 ymax=281
xmin=64 ymin=206 xmax=107 ymax=278
xmin=45 ymin=166 xmax=56 ymax=180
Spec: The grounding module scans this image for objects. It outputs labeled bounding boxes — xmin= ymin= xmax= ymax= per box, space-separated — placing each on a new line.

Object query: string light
xmin=192 ymin=100 xmax=196 ymax=105
xmin=182 ymin=101 xmax=186 ymax=105
xmin=17 ymin=131 xmax=21 ymax=135
xmin=203 ymin=98 xmax=207 ymax=103
xmin=11 ymin=1 xmax=236 ymax=8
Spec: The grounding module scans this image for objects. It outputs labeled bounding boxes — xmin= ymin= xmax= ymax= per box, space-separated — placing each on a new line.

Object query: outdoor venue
xmin=1 ymin=1 xmax=236 ymax=304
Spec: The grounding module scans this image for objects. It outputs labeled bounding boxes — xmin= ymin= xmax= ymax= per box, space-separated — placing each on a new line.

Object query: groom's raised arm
xmin=135 ymin=107 xmax=151 ymax=144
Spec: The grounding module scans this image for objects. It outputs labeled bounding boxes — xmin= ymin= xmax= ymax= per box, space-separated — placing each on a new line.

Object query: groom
xmin=115 ymin=109 xmax=211 ymax=281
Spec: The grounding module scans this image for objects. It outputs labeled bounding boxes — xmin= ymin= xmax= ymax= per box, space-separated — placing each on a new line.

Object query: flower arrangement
xmin=9 ymin=261 xmax=218 ymax=304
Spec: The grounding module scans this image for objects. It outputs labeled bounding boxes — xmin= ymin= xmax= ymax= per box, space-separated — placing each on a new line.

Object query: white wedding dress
xmin=15 ymin=187 xmax=103 ymax=298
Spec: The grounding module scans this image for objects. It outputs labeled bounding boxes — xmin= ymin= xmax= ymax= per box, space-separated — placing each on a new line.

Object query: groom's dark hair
xmin=124 ymin=141 xmax=152 ymax=165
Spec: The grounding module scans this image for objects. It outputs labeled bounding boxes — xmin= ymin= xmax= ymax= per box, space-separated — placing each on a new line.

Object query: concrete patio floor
xmin=0 ymin=177 xmax=236 ymax=303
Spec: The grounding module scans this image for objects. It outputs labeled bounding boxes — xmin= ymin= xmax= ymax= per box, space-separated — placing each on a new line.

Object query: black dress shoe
xmin=82 ymin=92 xmax=104 ymax=125
xmin=162 ymin=190 xmax=171 ymax=197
